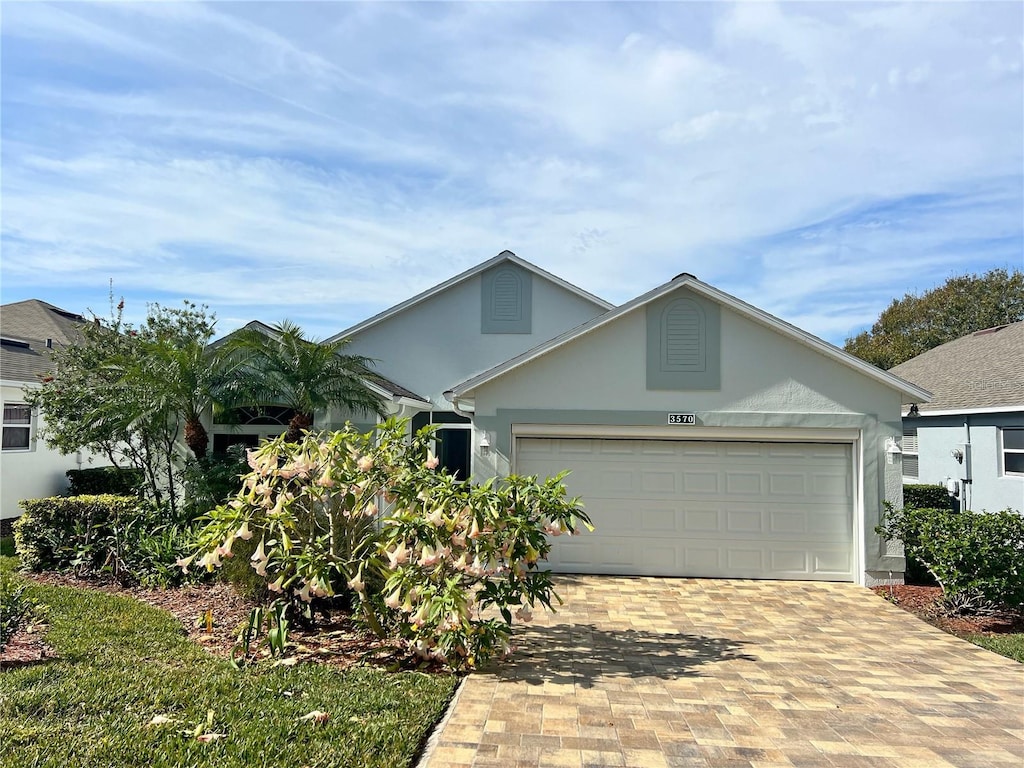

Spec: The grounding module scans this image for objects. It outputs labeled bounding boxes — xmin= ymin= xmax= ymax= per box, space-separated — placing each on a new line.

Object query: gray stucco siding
xmin=342 ymin=271 xmax=607 ymax=406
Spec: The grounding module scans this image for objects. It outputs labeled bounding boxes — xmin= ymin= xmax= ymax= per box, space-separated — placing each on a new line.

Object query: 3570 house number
xmin=667 ymin=413 xmax=696 ymax=425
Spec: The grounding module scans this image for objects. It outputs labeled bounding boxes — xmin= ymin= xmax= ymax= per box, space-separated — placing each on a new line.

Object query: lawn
xmin=0 ymin=557 xmax=458 ymax=768
xmin=964 ymin=632 xmax=1024 ymax=663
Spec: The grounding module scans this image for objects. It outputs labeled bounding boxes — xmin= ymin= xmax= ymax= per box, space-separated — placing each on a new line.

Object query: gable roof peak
xmin=326 ymin=250 xmax=612 ymax=342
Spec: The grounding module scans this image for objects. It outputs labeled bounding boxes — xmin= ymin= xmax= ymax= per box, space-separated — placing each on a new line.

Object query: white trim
xmin=905 ymin=405 xmax=1024 ymax=417
xmin=1001 ymin=426 xmax=1024 ymax=477
xmin=326 ymin=251 xmax=613 ymax=342
xmin=1 ymin=379 xmax=42 ymax=389
xmin=510 ymin=423 xmax=862 ymax=442
xmin=450 ymin=275 xmax=932 ymax=403
xmin=510 ymin=425 xmax=864 ymax=585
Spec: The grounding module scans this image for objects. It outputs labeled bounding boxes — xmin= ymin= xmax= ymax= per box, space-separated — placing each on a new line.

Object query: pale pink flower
xmin=419 ymin=544 xmax=450 ymax=568
xmin=199 ymin=550 xmax=222 ymax=571
xmin=468 ymin=517 xmax=481 ymax=539
xmin=384 ymin=589 xmax=402 ymax=610
xmin=357 ymin=455 xmax=374 ymax=472
xmin=268 ymin=574 xmax=285 ymax=593
xmin=452 ymin=552 xmax=468 ymax=571
xmin=426 ymin=507 xmax=445 ymax=526
xmin=235 ymin=521 xmax=254 ymax=541
xmin=543 ymin=521 xmax=565 ymax=537
xmin=295 ymin=581 xmax=312 ymax=603
xmin=310 ymin=577 xmax=330 ymax=598
xmin=175 ymin=554 xmax=195 ymax=574
xmin=386 ymin=540 xmax=410 ymax=569
xmin=347 ymin=575 xmax=365 ymax=594
xmin=424 ymin=451 xmax=439 ymax=470
xmin=315 ymin=469 xmax=335 ymax=487
xmin=410 ymin=603 xmax=430 ymax=628
xmin=363 ymin=501 xmax=378 ymax=518
xmin=450 ymin=530 xmax=466 ymax=548
xmin=515 ymin=605 xmax=533 ymax=623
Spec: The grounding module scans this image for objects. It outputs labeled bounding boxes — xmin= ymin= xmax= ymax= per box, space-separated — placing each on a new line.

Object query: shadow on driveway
xmin=491 ymin=622 xmax=756 ymax=688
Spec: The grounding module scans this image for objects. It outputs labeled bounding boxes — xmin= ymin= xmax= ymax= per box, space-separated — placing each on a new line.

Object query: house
xmin=0 ymin=300 xmax=94 ymax=524
xmin=890 ymin=322 xmax=1023 ymax=514
xmin=280 ymin=251 xmax=928 ymax=586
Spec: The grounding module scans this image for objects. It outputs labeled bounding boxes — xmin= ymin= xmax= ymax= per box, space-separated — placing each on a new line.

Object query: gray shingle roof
xmin=889 ymin=321 xmax=1024 ymax=412
xmin=1 ymin=300 xmax=87 ymax=383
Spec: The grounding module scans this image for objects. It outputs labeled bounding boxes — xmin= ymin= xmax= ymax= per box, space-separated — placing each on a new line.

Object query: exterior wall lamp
xmin=884 ymin=437 xmax=902 ymax=464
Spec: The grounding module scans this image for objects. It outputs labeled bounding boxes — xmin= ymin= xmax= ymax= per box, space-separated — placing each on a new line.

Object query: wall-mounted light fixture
xmin=479 ymin=431 xmax=491 ymax=455
xmin=907 ymin=404 xmax=920 ymax=417
xmin=884 ymin=437 xmax=902 ymax=464
xmin=951 ymin=448 xmax=964 ymax=464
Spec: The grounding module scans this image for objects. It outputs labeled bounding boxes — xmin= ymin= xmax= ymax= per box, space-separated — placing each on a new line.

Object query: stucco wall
xmin=1 ymin=383 xmax=85 ymax=519
xmin=467 ymin=296 xmax=907 ymax=582
xmin=912 ymin=413 xmax=1024 ymax=514
xmin=343 ymin=272 xmax=607 ymax=405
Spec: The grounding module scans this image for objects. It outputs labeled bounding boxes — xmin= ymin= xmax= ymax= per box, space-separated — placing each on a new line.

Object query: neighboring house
xmin=890 ymin=322 xmax=1023 ymax=514
xmin=251 ymin=250 xmax=926 ymax=586
xmin=0 ymin=300 xmax=94 ymax=523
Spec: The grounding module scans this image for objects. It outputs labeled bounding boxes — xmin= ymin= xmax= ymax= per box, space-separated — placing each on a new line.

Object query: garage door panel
xmin=517 ymin=437 xmax=855 ymax=581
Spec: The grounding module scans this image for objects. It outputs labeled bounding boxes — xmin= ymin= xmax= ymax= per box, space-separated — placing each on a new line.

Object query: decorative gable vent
xmin=661 ymin=299 xmax=705 ymax=371
xmin=481 ymin=264 xmax=532 ymax=334
xmin=491 ymin=270 xmax=522 ymax=322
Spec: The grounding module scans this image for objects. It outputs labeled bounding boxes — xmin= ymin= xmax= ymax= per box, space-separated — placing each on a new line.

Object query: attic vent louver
xmin=491 ymin=270 xmax=522 ymax=322
xmin=661 ymin=299 xmax=705 ymax=371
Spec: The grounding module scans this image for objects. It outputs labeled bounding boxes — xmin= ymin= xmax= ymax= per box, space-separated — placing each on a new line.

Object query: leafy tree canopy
xmin=843 ymin=268 xmax=1024 ymax=369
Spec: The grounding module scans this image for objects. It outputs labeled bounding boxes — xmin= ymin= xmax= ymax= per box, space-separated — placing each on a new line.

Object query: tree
xmin=844 ymin=268 xmax=1024 ymax=369
xmin=25 ymin=299 xmax=227 ymax=514
xmin=223 ymin=321 xmax=386 ymax=442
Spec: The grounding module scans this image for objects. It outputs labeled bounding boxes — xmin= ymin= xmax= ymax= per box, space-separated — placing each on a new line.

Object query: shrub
xmin=15 ymin=495 xmax=202 ymax=588
xmin=0 ymin=536 xmax=14 ymax=557
xmin=66 ymin=466 xmax=145 ymax=496
xmin=1 ymin=567 xmax=38 ymax=652
xmin=877 ymin=506 xmax=1024 ymax=613
xmin=903 ymin=484 xmax=952 ymax=510
xmin=184 ymin=419 xmax=591 ymax=669
xmin=180 ymin=445 xmax=250 ymax=521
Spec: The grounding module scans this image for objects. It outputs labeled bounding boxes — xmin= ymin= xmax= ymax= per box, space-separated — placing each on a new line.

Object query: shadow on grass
xmin=491 ymin=622 xmax=756 ymax=687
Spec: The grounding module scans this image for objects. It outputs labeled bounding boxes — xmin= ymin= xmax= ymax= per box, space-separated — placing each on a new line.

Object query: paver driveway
xmin=421 ymin=577 xmax=1024 ymax=768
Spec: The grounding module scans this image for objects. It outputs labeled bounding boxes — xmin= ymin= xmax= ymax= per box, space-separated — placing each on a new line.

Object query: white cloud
xmin=1 ymin=1 xmax=1020 ymax=344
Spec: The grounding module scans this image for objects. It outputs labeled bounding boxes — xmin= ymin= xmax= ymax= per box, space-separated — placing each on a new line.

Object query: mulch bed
xmin=871 ymin=583 xmax=1024 ymax=635
xmin=2 ymin=572 xmax=435 ymax=673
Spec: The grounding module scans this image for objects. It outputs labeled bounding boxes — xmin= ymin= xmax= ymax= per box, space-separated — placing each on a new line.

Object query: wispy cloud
xmin=2 ymin=1 xmax=1020 ymax=343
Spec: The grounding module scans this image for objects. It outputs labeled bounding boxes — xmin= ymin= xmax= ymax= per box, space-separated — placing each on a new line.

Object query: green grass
xmin=0 ymin=556 xmax=457 ymax=768
xmin=964 ymin=632 xmax=1024 ymax=663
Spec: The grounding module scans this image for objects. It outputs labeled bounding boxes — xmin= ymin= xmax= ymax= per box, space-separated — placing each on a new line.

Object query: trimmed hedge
xmin=66 ymin=466 xmax=144 ymax=496
xmin=878 ymin=506 xmax=1024 ymax=612
xmin=903 ymin=483 xmax=952 ymax=510
xmin=15 ymin=495 xmax=140 ymax=572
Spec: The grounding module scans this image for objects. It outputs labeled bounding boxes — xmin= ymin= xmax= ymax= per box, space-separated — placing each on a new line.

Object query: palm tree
xmin=223 ymin=321 xmax=386 ymax=442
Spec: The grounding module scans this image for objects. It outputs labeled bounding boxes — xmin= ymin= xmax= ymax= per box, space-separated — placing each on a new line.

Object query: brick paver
xmin=420 ymin=577 xmax=1024 ymax=768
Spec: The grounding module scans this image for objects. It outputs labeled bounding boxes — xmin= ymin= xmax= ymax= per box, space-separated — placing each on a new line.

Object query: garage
xmin=516 ymin=436 xmax=856 ymax=581
xmin=449 ymin=271 xmax=930 ymax=585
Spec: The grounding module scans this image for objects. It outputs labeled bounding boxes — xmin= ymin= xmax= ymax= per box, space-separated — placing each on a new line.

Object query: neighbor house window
xmin=2 ymin=403 xmax=32 ymax=451
xmin=902 ymin=424 xmax=919 ymax=480
xmin=1003 ymin=428 xmax=1024 ymax=476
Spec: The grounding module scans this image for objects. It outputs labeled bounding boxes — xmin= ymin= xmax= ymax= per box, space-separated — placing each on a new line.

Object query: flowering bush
xmin=183 ymin=419 xmax=591 ymax=668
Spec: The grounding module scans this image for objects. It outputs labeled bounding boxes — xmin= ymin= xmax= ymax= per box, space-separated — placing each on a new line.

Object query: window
xmin=1003 ymin=428 xmax=1024 ymax=476
xmin=2 ymin=403 xmax=32 ymax=451
xmin=902 ymin=425 xmax=919 ymax=480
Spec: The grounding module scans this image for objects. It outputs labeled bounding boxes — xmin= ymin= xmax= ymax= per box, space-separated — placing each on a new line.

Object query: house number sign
xmin=667 ymin=413 xmax=696 ymax=425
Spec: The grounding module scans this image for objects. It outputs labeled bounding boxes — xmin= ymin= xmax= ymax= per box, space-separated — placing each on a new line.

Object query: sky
xmin=2 ymin=1 xmax=1021 ymax=346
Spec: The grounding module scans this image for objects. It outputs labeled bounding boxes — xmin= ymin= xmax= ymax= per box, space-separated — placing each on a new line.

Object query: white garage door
xmin=516 ymin=437 xmax=855 ymax=581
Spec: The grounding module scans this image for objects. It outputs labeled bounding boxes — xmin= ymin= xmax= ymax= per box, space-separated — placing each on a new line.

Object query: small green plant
xmin=230 ymin=600 xmax=290 ymax=668
xmin=878 ymin=504 xmax=1024 ymax=613
xmin=1 ymin=569 xmax=38 ymax=652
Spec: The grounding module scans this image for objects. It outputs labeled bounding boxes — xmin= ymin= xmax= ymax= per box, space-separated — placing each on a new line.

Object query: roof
xmin=890 ymin=321 xmax=1024 ymax=414
xmin=326 ymin=251 xmax=613 ymax=342
xmin=364 ymin=373 xmax=429 ymax=405
xmin=1 ymin=300 xmax=87 ymax=383
xmin=447 ymin=273 xmax=933 ymax=404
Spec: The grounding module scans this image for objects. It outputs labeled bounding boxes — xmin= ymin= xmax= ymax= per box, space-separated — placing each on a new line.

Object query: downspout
xmin=963 ymin=418 xmax=972 ymax=512
xmin=443 ymin=390 xmax=474 ymax=420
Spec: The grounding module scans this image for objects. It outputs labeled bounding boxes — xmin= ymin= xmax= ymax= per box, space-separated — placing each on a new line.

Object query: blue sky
xmin=2 ymin=1 xmax=1021 ymax=345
